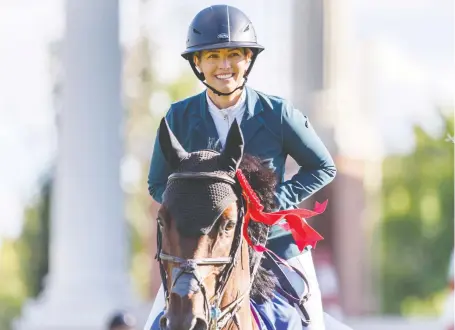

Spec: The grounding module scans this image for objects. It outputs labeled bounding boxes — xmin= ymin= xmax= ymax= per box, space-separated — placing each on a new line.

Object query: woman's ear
xmin=245 ymin=48 xmax=253 ymax=62
xmin=193 ymin=54 xmax=201 ymax=71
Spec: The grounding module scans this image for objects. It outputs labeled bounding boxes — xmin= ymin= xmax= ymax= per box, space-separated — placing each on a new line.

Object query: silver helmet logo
xmin=217 ymin=33 xmax=229 ymax=40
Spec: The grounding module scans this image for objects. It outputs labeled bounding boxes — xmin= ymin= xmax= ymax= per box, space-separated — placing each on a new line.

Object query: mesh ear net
xmin=162 ymin=150 xmax=239 ymax=236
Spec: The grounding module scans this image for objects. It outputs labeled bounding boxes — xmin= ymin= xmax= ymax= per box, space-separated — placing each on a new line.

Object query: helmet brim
xmin=181 ymin=41 xmax=264 ymax=59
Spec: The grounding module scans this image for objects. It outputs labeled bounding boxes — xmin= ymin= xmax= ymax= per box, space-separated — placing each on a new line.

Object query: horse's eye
xmin=224 ymin=221 xmax=236 ymax=232
xmin=157 ymin=217 xmax=164 ymax=228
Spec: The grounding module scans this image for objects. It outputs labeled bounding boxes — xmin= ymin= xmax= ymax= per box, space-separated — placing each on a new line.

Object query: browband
xmin=168 ymin=172 xmax=236 ymax=185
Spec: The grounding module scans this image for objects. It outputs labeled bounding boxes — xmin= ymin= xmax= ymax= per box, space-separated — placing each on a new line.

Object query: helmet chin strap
xmin=202 ymin=77 xmax=248 ymax=97
xmin=189 ymin=54 xmax=258 ymax=97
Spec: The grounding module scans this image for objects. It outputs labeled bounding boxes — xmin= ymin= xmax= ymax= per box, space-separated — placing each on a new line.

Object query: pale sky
xmin=0 ymin=0 xmax=453 ymax=240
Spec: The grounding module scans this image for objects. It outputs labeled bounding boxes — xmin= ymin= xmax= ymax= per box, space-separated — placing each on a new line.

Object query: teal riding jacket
xmin=147 ymin=86 xmax=336 ymax=260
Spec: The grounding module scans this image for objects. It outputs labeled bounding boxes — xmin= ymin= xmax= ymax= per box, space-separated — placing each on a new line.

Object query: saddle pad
xmin=250 ymin=301 xmax=269 ymax=330
xmin=149 ymin=311 xmax=163 ymax=330
xmin=251 ymin=291 xmax=305 ymax=330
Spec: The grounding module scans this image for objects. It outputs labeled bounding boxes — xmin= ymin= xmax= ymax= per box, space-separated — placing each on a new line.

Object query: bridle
xmin=156 ymin=171 xmax=264 ymax=330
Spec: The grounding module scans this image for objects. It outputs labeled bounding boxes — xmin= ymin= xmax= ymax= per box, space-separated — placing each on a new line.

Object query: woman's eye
xmin=224 ymin=221 xmax=236 ymax=232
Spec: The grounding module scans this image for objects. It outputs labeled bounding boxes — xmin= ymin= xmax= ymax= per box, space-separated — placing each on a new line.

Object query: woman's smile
xmin=215 ymin=73 xmax=235 ymax=80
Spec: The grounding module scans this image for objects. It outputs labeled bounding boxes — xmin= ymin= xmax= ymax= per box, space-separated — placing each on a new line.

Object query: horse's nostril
xmin=159 ymin=315 xmax=169 ymax=330
xmin=193 ymin=317 xmax=208 ymax=330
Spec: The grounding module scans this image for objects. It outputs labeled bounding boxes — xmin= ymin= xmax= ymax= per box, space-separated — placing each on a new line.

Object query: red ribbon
xmin=236 ymin=169 xmax=326 ymax=252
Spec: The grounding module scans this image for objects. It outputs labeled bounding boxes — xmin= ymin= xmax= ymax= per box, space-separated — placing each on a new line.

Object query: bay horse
xmin=155 ymin=118 xmax=280 ymax=330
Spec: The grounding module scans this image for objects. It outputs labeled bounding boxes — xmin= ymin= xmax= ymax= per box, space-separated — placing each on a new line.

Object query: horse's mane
xmin=239 ymin=154 xmax=277 ymax=303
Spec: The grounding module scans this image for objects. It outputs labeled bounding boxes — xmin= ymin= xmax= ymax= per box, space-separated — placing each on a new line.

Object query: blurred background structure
xmin=0 ymin=0 xmax=453 ymax=329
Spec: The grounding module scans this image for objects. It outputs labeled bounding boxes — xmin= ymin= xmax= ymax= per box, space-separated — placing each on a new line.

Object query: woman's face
xmin=193 ymin=48 xmax=252 ymax=94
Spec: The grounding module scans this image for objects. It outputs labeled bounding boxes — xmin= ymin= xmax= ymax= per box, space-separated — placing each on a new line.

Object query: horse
xmin=154 ymin=117 xmax=282 ymax=330
xmin=152 ymin=118 xmax=353 ymax=330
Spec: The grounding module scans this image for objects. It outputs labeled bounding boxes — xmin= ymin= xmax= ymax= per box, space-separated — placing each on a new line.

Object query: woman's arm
xmin=274 ymin=106 xmax=337 ymax=210
xmin=147 ymin=110 xmax=176 ymax=204
xmin=147 ymin=129 xmax=171 ymax=204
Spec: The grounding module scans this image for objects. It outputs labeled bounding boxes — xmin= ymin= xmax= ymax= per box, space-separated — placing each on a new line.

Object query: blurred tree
xmin=0 ymin=239 xmax=27 ymax=330
xmin=380 ymin=109 xmax=454 ymax=315
xmin=17 ymin=179 xmax=51 ymax=297
xmin=0 ymin=177 xmax=51 ymax=330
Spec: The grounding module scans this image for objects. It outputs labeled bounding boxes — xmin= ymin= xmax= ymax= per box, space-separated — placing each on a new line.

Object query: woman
xmin=145 ymin=5 xmax=337 ymax=329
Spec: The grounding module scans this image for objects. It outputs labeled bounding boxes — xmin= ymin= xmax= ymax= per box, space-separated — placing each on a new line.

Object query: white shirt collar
xmin=205 ymin=89 xmax=247 ymax=148
xmin=206 ymin=89 xmax=246 ymax=115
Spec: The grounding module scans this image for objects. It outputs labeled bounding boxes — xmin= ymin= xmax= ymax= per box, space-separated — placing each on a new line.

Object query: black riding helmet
xmin=181 ymin=5 xmax=265 ymax=96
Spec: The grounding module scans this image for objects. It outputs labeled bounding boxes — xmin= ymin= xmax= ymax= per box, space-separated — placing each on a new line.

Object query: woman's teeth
xmin=216 ymin=74 xmax=234 ymax=80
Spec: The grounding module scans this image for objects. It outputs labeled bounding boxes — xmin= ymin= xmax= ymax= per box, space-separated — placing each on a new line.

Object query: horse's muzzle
xmin=160 ymin=313 xmax=208 ymax=330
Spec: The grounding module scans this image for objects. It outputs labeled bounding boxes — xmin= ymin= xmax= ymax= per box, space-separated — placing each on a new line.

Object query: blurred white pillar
xmin=15 ymin=1 xmax=135 ymax=329
xmin=322 ymin=0 xmax=382 ymax=315
xmin=291 ymin=0 xmax=382 ymax=316
xmin=291 ymin=0 xmax=334 ymax=148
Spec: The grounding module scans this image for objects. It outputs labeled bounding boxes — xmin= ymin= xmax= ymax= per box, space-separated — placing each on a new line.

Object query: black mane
xmin=239 ymin=154 xmax=277 ymax=303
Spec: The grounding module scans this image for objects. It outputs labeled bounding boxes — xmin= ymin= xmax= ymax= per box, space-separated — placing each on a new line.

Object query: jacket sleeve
xmin=274 ymin=106 xmax=337 ymax=210
xmin=147 ymin=112 xmax=173 ymax=204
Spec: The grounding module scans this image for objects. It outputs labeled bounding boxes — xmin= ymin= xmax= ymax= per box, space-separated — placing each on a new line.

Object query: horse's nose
xmin=192 ymin=317 xmax=208 ymax=330
xmin=159 ymin=315 xmax=168 ymax=330
xmin=160 ymin=315 xmax=208 ymax=330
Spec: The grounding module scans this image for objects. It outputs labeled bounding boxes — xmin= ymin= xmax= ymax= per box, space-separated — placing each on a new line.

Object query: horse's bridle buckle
xmin=181 ymin=260 xmax=197 ymax=272
xmin=210 ymin=306 xmax=221 ymax=320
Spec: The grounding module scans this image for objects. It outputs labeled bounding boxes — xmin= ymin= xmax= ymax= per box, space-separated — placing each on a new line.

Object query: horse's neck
xmin=225 ymin=299 xmax=257 ymax=330
xmin=221 ymin=240 xmax=257 ymax=330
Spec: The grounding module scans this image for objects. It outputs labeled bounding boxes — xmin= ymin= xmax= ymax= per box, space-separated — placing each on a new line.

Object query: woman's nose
xmin=219 ymin=57 xmax=231 ymax=69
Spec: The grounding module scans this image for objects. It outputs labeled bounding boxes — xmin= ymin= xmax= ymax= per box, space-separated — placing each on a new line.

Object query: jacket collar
xmin=194 ymin=85 xmax=264 ymax=148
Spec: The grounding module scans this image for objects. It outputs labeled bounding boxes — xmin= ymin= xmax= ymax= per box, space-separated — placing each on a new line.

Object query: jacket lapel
xmin=189 ymin=91 xmax=220 ymax=151
xmin=240 ymin=86 xmax=264 ymax=146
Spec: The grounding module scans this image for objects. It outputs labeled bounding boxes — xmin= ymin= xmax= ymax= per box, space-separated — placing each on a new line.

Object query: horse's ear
xmin=219 ymin=119 xmax=244 ymax=172
xmin=158 ymin=118 xmax=189 ymax=170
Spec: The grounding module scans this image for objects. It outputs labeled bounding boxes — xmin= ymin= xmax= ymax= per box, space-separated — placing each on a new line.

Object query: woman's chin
xmin=209 ymin=82 xmax=238 ymax=94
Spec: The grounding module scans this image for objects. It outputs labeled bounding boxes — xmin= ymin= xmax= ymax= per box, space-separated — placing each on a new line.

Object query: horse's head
xmin=156 ymin=119 xmax=276 ymax=330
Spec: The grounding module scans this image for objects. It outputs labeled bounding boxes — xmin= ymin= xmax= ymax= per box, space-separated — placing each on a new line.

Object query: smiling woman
xmin=193 ymin=48 xmax=253 ymax=109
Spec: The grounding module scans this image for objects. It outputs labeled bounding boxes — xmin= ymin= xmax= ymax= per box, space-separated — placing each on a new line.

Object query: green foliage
xmin=165 ymin=72 xmax=201 ymax=103
xmin=0 ymin=240 xmax=27 ymax=330
xmin=380 ymin=111 xmax=454 ymax=315
xmin=17 ymin=181 xmax=51 ymax=297
xmin=0 ymin=179 xmax=51 ymax=329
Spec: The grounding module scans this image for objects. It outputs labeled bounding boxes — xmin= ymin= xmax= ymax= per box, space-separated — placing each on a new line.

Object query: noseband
xmin=156 ymin=172 xmax=263 ymax=329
